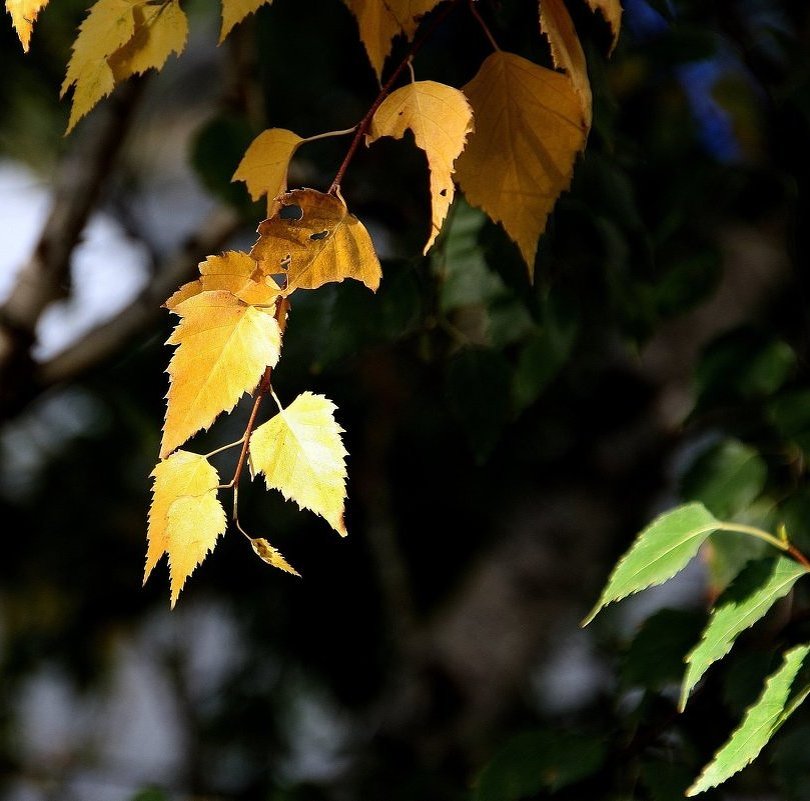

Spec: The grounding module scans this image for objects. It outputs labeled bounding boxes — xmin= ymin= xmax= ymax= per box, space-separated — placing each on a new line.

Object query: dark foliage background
xmin=2 ymin=0 xmax=810 ymax=799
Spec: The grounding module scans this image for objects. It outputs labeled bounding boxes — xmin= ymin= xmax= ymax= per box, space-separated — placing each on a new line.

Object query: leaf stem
xmin=714 ymin=522 xmax=810 ymax=570
xmin=468 ymin=0 xmax=500 ymax=51
xmin=328 ymin=0 xmax=463 ymax=195
xmin=302 ymin=125 xmax=358 ymax=144
xmin=204 ymin=437 xmax=245 ymax=459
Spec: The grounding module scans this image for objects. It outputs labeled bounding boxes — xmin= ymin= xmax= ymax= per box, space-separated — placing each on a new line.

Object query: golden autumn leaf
xmin=61 ymin=0 xmax=137 ymax=132
xmin=145 ymin=450 xmax=227 ymax=607
xmin=6 ymin=0 xmax=48 ymax=51
xmin=539 ymin=0 xmax=592 ymax=126
xmin=219 ymin=0 xmax=272 ymax=43
xmin=367 ymin=80 xmax=473 ymax=253
xmin=343 ymin=0 xmax=442 ymax=79
xmin=107 ymin=0 xmax=187 ymax=83
xmin=455 ymin=51 xmax=587 ymax=276
xmin=165 ymin=251 xmax=281 ymax=310
xmin=250 ymin=538 xmax=300 ymax=576
xmin=583 ymin=0 xmax=622 ymax=51
xmin=249 ymin=392 xmax=348 ymax=537
xmin=250 ymin=188 xmax=382 ymax=293
xmin=232 ymin=128 xmax=303 ymax=215
xmin=161 ymin=290 xmax=282 ymax=458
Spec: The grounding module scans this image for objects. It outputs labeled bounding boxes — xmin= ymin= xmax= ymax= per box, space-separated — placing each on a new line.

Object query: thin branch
xmin=468 ymin=0 xmax=501 ymax=51
xmin=328 ymin=0 xmax=463 ymax=194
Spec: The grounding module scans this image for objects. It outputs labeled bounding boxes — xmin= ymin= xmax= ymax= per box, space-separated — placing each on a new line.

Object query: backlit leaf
xmin=250 ymin=188 xmax=382 ymax=293
xmin=107 ymin=0 xmax=187 ymax=82
xmin=583 ymin=503 xmax=719 ymax=625
xmin=6 ymin=0 xmax=48 ymax=51
xmin=145 ymin=450 xmax=227 ymax=607
xmin=687 ymin=645 xmax=810 ymax=796
xmin=232 ymin=128 xmax=303 ymax=214
xmin=249 ymin=392 xmax=348 ymax=536
xmin=219 ymin=0 xmax=272 ymax=43
xmin=680 ymin=556 xmax=808 ymax=711
xmin=250 ymin=537 xmax=300 ymax=576
xmin=343 ymin=0 xmax=442 ymax=79
xmin=583 ymin=0 xmax=622 ymax=51
xmin=165 ymin=251 xmax=281 ymax=309
xmin=539 ymin=0 xmax=592 ymax=125
xmin=367 ymin=80 xmax=473 ymax=253
xmin=455 ymin=51 xmax=588 ymax=276
xmin=61 ymin=0 xmax=137 ymax=132
xmin=161 ymin=290 xmax=282 ymax=458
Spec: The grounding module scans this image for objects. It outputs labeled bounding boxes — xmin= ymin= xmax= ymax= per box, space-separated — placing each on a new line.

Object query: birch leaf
xmin=61 ymin=0 xmax=137 ymax=132
xmin=250 ymin=538 xmax=301 ymax=576
xmin=539 ymin=0 xmax=592 ymax=125
xmin=107 ymin=0 xmax=187 ymax=82
xmin=583 ymin=0 xmax=622 ymax=52
xmin=165 ymin=251 xmax=281 ymax=310
xmin=249 ymin=391 xmax=348 ymax=537
xmin=145 ymin=450 xmax=226 ymax=607
xmin=343 ymin=0 xmax=442 ymax=79
xmin=161 ymin=290 xmax=282 ymax=458
xmin=250 ymin=188 xmax=382 ymax=293
xmin=367 ymin=80 xmax=473 ymax=253
xmin=219 ymin=0 xmax=272 ymax=43
xmin=687 ymin=645 xmax=810 ymax=796
xmin=6 ymin=0 xmax=49 ymax=51
xmin=232 ymin=128 xmax=304 ymax=214
xmin=455 ymin=51 xmax=588 ymax=276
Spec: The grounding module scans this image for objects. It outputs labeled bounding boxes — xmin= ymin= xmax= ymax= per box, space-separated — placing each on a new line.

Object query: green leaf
xmin=687 ymin=644 xmax=810 ymax=796
xmin=583 ymin=503 xmax=719 ymax=625
xmin=680 ymin=439 xmax=767 ymax=520
xmin=622 ymin=608 xmax=704 ymax=690
xmin=681 ymin=556 xmax=807 ymax=710
xmin=473 ymin=730 xmax=606 ymax=800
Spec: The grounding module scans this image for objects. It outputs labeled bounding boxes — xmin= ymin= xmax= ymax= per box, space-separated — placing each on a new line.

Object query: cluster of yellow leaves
xmin=146 ymin=191 xmax=378 ymax=604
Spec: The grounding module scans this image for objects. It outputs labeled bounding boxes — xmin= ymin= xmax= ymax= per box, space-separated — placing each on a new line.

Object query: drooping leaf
xmin=107 ymin=0 xmax=187 ymax=82
xmin=687 ymin=644 xmax=810 ymax=796
xmin=455 ymin=51 xmax=588 ymax=276
xmin=161 ymin=290 xmax=282 ymax=458
xmin=582 ymin=503 xmax=720 ymax=625
xmin=343 ymin=0 xmax=442 ymax=79
xmin=61 ymin=0 xmax=137 ymax=132
xmin=539 ymin=0 xmax=592 ymax=124
xmin=145 ymin=450 xmax=227 ymax=607
xmin=474 ymin=729 xmax=606 ymax=800
xmin=680 ymin=556 xmax=808 ymax=711
xmin=250 ymin=537 xmax=300 ymax=576
xmin=249 ymin=392 xmax=348 ymax=536
xmin=232 ymin=128 xmax=303 ymax=214
xmin=165 ymin=251 xmax=281 ymax=309
xmin=6 ymin=0 xmax=48 ymax=51
xmin=250 ymin=188 xmax=382 ymax=293
xmin=219 ymin=0 xmax=272 ymax=43
xmin=367 ymin=80 xmax=473 ymax=253
xmin=583 ymin=0 xmax=622 ymax=51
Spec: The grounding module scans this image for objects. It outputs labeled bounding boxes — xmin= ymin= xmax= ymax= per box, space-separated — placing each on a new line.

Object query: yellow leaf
xmin=343 ymin=0 xmax=442 ymax=79
xmin=145 ymin=450 xmax=227 ymax=607
xmin=232 ymin=128 xmax=303 ymax=214
xmin=219 ymin=0 xmax=272 ymax=43
xmin=6 ymin=0 xmax=49 ymax=51
xmin=250 ymin=538 xmax=301 ymax=576
xmin=161 ymin=290 xmax=282 ymax=458
xmin=165 ymin=251 xmax=281 ymax=310
xmin=61 ymin=0 xmax=138 ymax=133
xmin=455 ymin=51 xmax=587 ymax=276
xmin=249 ymin=392 xmax=348 ymax=537
xmin=108 ymin=0 xmax=187 ymax=82
xmin=367 ymin=80 xmax=473 ymax=253
xmin=539 ymin=0 xmax=592 ymax=126
xmin=583 ymin=0 xmax=622 ymax=52
xmin=250 ymin=188 xmax=382 ymax=293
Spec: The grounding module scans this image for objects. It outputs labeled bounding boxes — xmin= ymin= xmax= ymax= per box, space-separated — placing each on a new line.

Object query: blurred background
xmin=2 ymin=0 xmax=810 ymax=799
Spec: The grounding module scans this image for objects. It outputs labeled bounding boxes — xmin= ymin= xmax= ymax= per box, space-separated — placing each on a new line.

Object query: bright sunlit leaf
xmin=6 ymin=0 xmax=48 ymax=51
